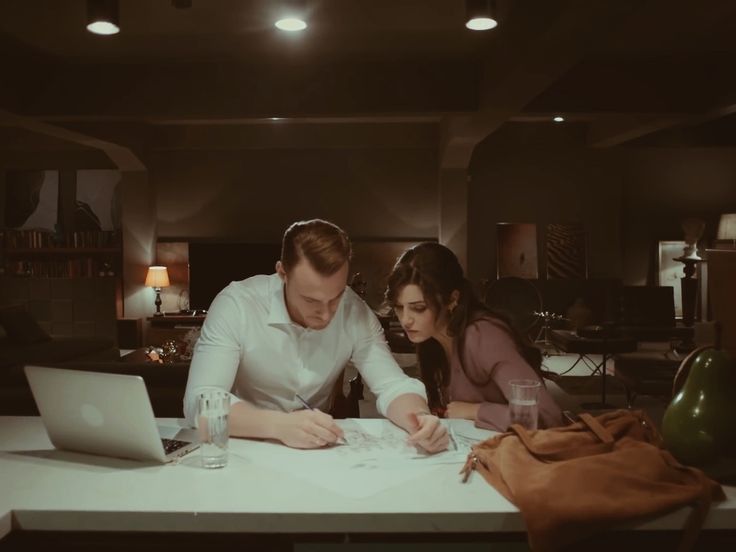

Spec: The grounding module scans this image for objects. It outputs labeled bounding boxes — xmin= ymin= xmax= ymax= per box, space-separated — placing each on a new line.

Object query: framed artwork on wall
xmin=4 ymin=169 xmax=59 ymax=231
xmin=496 ymin=223 xmax=538 ymax=279
xmin=76 ymin=170 xmax=122 ymax=231
xmin=657 ymin=240 xmax=686 ymax=318
xmin=545 ymin=223 xmax=587 ymax=279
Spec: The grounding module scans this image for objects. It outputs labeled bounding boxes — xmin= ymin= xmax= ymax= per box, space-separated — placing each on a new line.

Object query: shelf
xmin=2 ymin=248 xmax=120 ymax=255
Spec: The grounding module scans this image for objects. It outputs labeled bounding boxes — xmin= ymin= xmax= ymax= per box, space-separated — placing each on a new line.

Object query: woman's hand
xmin=446 ymin=401 xmax=481 ymax=421
xmin=406 ymin=412 xmax=449 ymax=453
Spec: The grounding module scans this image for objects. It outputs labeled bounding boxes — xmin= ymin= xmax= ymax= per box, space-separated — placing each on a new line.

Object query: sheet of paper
xmin=232 ymin=419 xmax=493 ymax=499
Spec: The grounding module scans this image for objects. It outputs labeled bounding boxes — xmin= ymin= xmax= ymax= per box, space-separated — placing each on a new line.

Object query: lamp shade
xmin=716 ymin=213 xmax=736 ymax=240
xmin=145 ymin=266 xmax=170 ymax=288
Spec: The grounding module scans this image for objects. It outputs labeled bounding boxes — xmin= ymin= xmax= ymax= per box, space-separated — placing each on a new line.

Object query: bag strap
xmin=509 ymin=413 xmax=615 ymax=459
xmin=578 ymin=412 xmax=615 ymax=445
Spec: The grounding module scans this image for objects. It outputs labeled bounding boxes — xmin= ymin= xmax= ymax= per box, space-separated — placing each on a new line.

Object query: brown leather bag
xmin=461 ymin=409 xmax=725 ymax=552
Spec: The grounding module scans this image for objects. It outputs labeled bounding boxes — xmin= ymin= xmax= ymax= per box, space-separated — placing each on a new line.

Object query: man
xmin=184 ymin=219 xmax=448 ymax=452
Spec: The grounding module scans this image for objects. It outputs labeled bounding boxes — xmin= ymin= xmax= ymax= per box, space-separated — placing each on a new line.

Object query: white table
xmin=1 ymin=417 xmax=734 ymax=547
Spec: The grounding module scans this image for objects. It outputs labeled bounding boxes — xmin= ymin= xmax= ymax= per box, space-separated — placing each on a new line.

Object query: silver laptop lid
xmin=24 ymin=365 xmax=193 ymax=463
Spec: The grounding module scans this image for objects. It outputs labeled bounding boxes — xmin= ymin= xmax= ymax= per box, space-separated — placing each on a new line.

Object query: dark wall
xmin=151 ymin=148 xmax=439 ymax=241
xmin=467 ymin=125 xmax=736 ymax=287
xmin=619 ymin=148 xmax=736 ymax=284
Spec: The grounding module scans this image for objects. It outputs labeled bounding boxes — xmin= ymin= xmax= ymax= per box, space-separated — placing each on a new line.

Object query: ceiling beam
xmin=588 ymin=97 xmax=736 ymax=147
xmin=440 ymin=0 xmax=647 ymax=169
xmin=45 ymin=120 xmax=440 ymax=151
xmin=0 ymin=109 xmax=145 ymax=171
xmin=9 ymin=60 xmax=478 ymax=121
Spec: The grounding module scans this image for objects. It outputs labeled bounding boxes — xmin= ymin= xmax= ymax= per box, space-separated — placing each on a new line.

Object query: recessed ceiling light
xmin=465 ymin=0 xmax=497 ymax=31
xmin=86 ymin=0 xmax=120 ymax=35
xmin=87 ymin=21 xmax=120 ymax=35
xmin=553 ymin=116 xmax=565 ymax=123
xmin=465 ymin=17 xmax=497 ymax=31
xmin=275 ymin=17 xmax=307 ymax=32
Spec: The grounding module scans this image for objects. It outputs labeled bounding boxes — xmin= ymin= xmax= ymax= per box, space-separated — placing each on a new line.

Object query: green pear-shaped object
xmin=662 ymin=347 xmax=736 ymax=467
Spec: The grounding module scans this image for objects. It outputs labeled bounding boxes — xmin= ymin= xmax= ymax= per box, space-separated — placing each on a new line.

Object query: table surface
xmin=147 ymin=314 xmax=206 ymax=326
xmin=1 ymin=417 xmax=734 ymax=540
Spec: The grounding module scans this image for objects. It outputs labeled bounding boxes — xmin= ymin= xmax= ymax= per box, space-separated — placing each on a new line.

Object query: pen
xmin=295 ymin=393 xmax=349 ymax=445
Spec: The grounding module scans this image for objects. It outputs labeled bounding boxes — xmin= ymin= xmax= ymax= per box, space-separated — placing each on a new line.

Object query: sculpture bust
xmin=681 ymin=217 xmax=705 ymax=260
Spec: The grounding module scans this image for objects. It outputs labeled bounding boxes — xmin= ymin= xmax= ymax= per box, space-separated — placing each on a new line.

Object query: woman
xmin=385 ymin=242 xmax=563 ymax=431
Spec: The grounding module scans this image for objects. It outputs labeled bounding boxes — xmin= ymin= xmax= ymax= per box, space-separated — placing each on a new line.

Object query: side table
xmin=550 ymin=329 xmax=637 ymax=409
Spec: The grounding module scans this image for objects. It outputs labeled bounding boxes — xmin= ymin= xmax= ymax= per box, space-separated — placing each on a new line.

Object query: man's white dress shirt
xmin=183 ymin=274 xmax=425 ymax=425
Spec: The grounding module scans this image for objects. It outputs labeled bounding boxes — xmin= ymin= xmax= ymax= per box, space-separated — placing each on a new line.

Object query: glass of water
xmin=509 ymin=379 xmax=541 ymax=431
xmin=197 ymin=390 xmax=230 ymax=468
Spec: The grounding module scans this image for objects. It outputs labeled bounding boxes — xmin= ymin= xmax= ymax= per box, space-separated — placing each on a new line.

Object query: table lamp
xmin=145 ymin=266 xmax=170 ymax=316
xmin=716 ymin=213 xmax=736 ymax=249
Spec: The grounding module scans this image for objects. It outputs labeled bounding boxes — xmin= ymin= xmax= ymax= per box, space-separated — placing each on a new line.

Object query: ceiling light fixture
xmin=274 ymin=1 xmax=307 ymax=32
xmin=275 ymin=17 xmax=307 ymax=31
xmin=86 ymin=0 xmax=120 ymax=35
xmin=465 ymin=0 xmax=498 ymax=31
xmin=553 ymin=116 xmax=565 ymax=123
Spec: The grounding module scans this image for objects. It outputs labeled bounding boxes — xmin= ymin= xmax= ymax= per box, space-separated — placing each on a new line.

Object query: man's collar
xmin=267 ymin=275 xmax=292 ymax=326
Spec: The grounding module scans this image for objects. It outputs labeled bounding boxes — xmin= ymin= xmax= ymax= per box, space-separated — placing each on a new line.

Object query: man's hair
xmin=280 ymin=219 xmax=352 ymax=276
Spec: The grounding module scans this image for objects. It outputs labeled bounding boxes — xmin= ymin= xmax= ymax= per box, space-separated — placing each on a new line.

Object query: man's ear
xmin=275 ymin=261 xmax=287 ymax=281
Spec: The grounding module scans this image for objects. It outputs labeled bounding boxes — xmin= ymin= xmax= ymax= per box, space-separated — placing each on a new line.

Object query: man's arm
xmin=184 ymin=291 xmax=344 ymax=448
xmin=347 ymin=299 xmax=448 ymax=452
xmin=228 ymin=401 xmax=345 ymax=448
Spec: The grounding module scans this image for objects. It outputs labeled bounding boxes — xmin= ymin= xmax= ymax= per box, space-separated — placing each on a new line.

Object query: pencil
xmin=295 ymin=393 xmax=349 ymax=445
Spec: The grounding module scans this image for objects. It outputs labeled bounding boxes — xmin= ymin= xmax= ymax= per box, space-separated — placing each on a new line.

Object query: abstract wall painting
xmin=76 ymin=170 xmax=122 ymax=231
xmin=545 ymin=223 xmax=588 ymax=279
xmin=4 ymin=170 xmax=59 ymax=231
xmin=496 ymin=223 xmax=538 ymax=279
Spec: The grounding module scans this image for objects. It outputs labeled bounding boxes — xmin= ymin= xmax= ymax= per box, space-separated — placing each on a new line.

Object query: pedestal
xmin=674 ymin=256 xmax=704 ymax=327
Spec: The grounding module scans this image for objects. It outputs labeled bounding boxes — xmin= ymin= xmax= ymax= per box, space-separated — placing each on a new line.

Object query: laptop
xmin=24 ymin=365 xmax=199 ymax=463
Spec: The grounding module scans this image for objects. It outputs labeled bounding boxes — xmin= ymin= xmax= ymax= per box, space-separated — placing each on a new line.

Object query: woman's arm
xmin=456 ymin=319 xmax=563 ymax=430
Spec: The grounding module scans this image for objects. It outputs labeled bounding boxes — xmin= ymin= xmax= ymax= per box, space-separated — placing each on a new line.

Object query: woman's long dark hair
xmin=385 ymin=242 xmax=543 ymax=411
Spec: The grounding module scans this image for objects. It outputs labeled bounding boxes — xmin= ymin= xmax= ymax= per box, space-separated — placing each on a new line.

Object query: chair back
xmin=484 ymin=277 xmax=542 ymax=336
xmin=620 ymin=286 xmax=676 ymax=327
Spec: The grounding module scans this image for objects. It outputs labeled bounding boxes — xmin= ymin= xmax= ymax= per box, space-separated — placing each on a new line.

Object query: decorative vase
xmin=662 ymin=347 xmax=736 ymax=467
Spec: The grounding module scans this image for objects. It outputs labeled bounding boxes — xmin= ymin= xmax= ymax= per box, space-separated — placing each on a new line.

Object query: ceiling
xmin=1 ymin=0 xmax=736 ymax=168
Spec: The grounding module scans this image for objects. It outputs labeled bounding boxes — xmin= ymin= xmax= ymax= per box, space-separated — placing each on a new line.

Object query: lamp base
xmin=154 ymin=287 xmax=163 ymax=316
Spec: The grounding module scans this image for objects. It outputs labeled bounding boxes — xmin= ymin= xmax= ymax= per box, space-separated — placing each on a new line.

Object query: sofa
xmin=0 ymin=304 xmax=190 ymax=417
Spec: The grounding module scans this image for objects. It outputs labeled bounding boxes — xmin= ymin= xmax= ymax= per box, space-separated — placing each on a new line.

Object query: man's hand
xmin=274 ymin=409 xmax=345 ymax=449
xmin=446 ymin=401 xmax=480 ymax=421
xmin=407 ymin=412 xmax=449 ymax=453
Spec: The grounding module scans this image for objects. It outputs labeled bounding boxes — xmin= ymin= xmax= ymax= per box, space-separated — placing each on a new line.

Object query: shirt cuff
xmin=375 ymin=377 xmax=427 ymax=417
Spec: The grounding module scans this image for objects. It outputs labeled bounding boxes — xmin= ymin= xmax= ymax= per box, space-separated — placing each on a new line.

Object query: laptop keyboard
xmin=161 ymin=438 xmax=190 ymax=455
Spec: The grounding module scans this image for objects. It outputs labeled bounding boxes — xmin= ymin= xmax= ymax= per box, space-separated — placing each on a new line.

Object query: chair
xmin=616 ymin=285 xmax=694 ymax=343
xmin=484 ymin=277 xmax=542 ymax=339
xmin=613 ymin=286 xmax=697 ymax=407
xmin=328 ymin=366 xmax=361 ymax=419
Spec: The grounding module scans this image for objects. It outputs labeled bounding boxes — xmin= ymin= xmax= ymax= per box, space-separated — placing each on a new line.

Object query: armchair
xmin=613 ymin=286 xmax=697 ymax=407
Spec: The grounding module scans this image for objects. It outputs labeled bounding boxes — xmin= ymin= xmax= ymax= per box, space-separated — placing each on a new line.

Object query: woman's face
xmin=393 ymin=284 xmax=444 ymax=343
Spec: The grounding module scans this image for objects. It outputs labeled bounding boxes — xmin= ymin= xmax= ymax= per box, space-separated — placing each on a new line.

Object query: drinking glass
xmin=197 ymin=390 xmax=230 ymax=468
xmin=509 ymin=379 xmax=541 ymax=430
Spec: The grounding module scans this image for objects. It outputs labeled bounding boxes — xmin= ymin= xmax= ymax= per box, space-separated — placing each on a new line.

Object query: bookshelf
xmin=0 ymin=229 xmax=123 ymax=317
xmin=0 ymin=229 xmax=121 ymax=278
